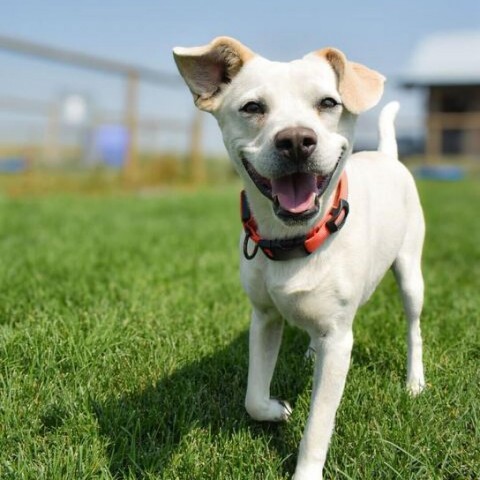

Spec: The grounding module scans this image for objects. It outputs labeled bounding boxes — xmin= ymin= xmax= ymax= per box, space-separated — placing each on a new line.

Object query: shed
xmin=403 ymin=31 xmax=480 ymax=160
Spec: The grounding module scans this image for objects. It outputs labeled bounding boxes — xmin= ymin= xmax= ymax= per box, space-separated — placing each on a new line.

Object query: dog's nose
xmin=274 ymin=127 xmax=317 ymax=163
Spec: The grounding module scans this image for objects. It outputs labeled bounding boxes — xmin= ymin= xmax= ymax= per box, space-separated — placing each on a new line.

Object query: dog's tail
xmin=378 ymin=101 xmax=400 ymax=159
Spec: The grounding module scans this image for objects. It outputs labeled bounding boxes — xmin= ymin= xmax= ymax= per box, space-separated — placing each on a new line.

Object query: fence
xmin=0 ymin=34 xmax=204 ymax=183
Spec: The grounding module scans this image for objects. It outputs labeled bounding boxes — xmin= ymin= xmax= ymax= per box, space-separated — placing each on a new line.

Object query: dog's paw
xmin=406 ymin=379 xmax=426 ymax=396
xmin=245 ymin=397 xmax=292 ymax=422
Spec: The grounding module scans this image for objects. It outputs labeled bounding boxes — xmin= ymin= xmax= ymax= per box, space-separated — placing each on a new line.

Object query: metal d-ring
xmin=243 ymin=232 xmax=259 ymax=260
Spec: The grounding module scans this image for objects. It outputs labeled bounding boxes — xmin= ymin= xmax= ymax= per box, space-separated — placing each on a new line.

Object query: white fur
xmin=378 ymin=100 xmax=400 ymax=157
xmin=174 ymin=46 xmax=426 ymax=480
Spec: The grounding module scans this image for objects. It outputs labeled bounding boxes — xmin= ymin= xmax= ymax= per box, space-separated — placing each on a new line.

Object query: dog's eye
xmin=318 ymin=97 xmax=340 ymax=109
xmin=240 ymin=101 xmax=265 ymax=115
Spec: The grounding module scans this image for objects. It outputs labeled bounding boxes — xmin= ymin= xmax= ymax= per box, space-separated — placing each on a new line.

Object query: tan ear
xmin=316 ymin=48 xmax=385 ymax=114
xmin=173 ymin=36 xmax=254 ymax=112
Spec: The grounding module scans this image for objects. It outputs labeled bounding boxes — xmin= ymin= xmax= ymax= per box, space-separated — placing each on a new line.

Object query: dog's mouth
xmin=242 ymin=158 xmax=340 ymax=222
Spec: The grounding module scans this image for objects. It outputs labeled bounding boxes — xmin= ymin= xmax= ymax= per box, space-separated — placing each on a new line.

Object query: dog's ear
xmin=173 ymin=36 xmax=254 ymax=112
xmin=315 ymin=48 xmax=385 ymax=114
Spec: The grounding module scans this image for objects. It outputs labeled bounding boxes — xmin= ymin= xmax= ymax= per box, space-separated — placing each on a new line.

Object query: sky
xmin=0 ymin=0 xmax=479 ymax=154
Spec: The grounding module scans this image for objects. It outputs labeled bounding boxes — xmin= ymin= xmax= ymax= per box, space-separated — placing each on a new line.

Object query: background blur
xmin=0 ymin=0 xmax=479 ymax=193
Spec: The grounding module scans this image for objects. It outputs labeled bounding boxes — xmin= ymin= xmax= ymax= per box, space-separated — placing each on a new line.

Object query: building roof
xmin=403 ymin=31 xmax=480 ymax=87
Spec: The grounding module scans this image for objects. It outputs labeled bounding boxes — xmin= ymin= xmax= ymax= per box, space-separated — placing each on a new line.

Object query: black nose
xmin=274 ymin=127 xmax=317 ymax=163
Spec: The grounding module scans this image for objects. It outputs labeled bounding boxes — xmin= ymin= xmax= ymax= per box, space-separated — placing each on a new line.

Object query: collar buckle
xmin=326 ymin=198 xmax=350 ymax=233
xmin=243 ymin=232 xmax=260 ymax=259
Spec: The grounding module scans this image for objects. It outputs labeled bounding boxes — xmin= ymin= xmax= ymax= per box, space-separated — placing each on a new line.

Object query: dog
xmin=173 ymin=37 xmax=425 ymax=479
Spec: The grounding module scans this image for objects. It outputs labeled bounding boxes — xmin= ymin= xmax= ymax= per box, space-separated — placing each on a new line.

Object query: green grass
xmin=0 ymin=180 xmax=479 ymax=479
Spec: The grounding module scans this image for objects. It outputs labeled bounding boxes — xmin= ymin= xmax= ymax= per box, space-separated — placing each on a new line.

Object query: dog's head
xmin=173 ymin=37 xmax=384 ymax=233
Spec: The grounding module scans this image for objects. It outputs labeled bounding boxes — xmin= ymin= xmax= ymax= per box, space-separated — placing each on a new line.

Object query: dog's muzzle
xmin=242 ymin=127 xmax=345 ymax=223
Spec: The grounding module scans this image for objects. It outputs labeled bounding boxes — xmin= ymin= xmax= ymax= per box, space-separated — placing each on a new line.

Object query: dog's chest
xmin=264 ymin=259 xmax=349 ymax=332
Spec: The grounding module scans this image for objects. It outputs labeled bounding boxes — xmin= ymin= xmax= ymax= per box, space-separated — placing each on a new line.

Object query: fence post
xmin=189 ymin=109 xmax=204 ymax=184
xmin=426 ymin=115 xmax=441 ymax=163
xmin=124 ymin=71 xmax=139 ymax=182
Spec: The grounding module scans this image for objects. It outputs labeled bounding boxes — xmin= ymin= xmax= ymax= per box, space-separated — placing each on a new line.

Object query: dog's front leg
xmin=245 ymin=307 xmax=292 ymax=422
xmin=294 ymin=328 xmax=354 ymax=480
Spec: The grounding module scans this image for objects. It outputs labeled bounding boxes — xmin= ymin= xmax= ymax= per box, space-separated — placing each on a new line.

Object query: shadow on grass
xmin=93 ymin=328 xmax=312 ymax=478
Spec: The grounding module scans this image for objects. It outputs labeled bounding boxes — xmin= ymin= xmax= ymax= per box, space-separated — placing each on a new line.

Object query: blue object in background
xmin=94 ymin=125 xmax=129 ymax=168
xmin=414 ymin=165 xmax=465 ymax=181
xmin=0 ymin=157 xmax=26 ymax=173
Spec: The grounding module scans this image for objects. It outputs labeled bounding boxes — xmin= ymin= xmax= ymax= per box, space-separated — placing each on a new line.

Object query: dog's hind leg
xmin=393 ymin=220 xmax=426 ymax=395
xmin=245 ymin=307 xmax=292 ymax=422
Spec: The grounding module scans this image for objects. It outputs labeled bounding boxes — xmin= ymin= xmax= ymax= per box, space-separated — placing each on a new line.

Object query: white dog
xmin=173 ymin=37 xmax=425 ymax=479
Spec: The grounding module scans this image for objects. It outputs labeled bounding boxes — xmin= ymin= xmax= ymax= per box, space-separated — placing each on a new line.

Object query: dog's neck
xmin=241 ymin=170 xmax=349 ymax=261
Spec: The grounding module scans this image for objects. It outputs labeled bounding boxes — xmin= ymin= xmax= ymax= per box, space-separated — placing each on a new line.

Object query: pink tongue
xmin=272 ymin=173 xmax=317 ymax=213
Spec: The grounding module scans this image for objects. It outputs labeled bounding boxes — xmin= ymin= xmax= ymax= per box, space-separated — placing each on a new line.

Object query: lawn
xmin=0 ymin=180 xmax=479 ymax=479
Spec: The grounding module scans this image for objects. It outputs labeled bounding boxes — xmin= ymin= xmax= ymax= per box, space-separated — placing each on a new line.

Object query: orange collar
xmin=241 ymin=171 xmax=349 ymax=261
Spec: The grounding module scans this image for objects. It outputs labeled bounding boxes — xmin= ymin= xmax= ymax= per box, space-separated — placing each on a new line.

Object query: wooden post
xmin=426 ymin=115 xmax=442 ymax=163
xmin=425 ymin=88 xmax=442 ymax=163
xmin=188 ymin=109 xmax=204 ymax=184
xmin=123 ymin=71 xmax=139 ymax=182
xmin=24 ymin=125 xmax=35 ymax=172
